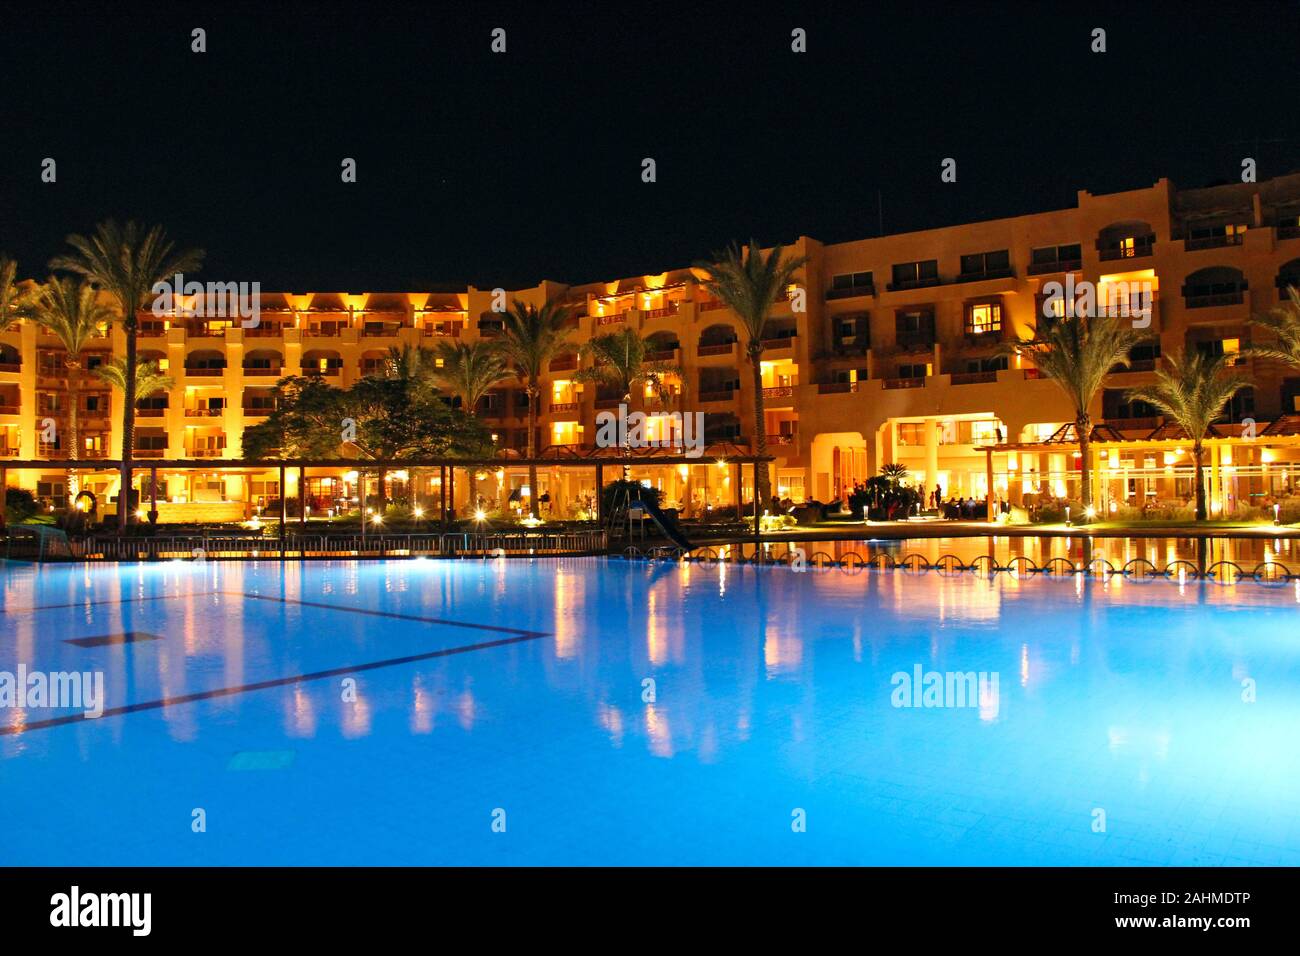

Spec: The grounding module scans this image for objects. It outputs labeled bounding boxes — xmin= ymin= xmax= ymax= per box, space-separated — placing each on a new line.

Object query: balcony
xmin=886 ymin=276 xmax=942 ymax=292
xmin=244 ymin=325 xmax=286 ymax=338
xmin=1184 ymin=233 xmax=1244 ymax=252
xmin=1099 ymin=240 xmax=1154 ymax=262
xmin=645 ymin=302 xmax=680 ymax=319
xmin=0 ymin=404 xmax=18 ymax=415
xmin=698 ymin=389 xmax=737 ymax=404
xmin=594 ymin=312 xmax=627 ymax=326
xmin=883 ymin=376 xmax=925 ymax=390
xmin=242 ymin=366 xmax=283 ymax=377
xmin=762 ymin=385 xmax=794 ymax=404
xmin=955 ymin=267 xmax=1014 ymax=284
xmin=765 ymin=433 xmax=797 ymax=446
xmin=303 ymin=326 xmax=343 ymax=338
xmin=817 ymin=381 xmax=859 ymax=395
xmin=0 ymin=447 xmax=19 ymax=458
xmin=697 ymin=342 xmax=735 ymax=357
xmin=949 ymin=371 xmax=997 ymax=386
xmin=548 ymin=356 xmax=578 ymax=372
xmin=1279 ymin=224 xmax=1300 ymax=240
xmin=188 ymin=447 xmax=225 ymax=458
xmin=1027 ymin=259 xmax=1082 ymax=276
xmin=645 ymin=348 xmax=677 ymax=362
xmin=136 ymin=406 xmax=167 ymax=417
xmin=761 ymin=336 xmax=796 ymax=352
xmin=0 ymin=362 xmax=20 ymax=373
xmin=184 ymin=366 xmax=225 ymax=377
xmin=895 ymin=333 xmax=936 ymax=352
xmin=549 ymin=401 xmax=580 ymax=414
xmin=698 ymin=299 xmax=727 ymax=312
xmin=361 ymin=324 xmax=405 ymax=337
xmin=243 ymin=406 xmax=276 ymax=417
xmin=185 ymin=408 xmax=225 ymax=418
xmin=826 ymin=284 xmax=875 ymax=300
xmin=135 ymin=448 xmax=167 ymax=459
xmin=1186 ymin=291 xmax=1244 ymax=309
xmin=303 ymin=367 xmax=340 ymax=378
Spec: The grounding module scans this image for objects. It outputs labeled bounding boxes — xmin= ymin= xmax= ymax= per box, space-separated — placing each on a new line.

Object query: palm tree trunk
xmin=749 ymin=346 xmax=770 ymax=507
xmin=1193 ymin=441 xmax=1207 ymax=521
xmin=526 ymin=385 xmax=539 ymax=517
xmin=66 ymin=361 xmax=80 ymax=502
xmin=1076 ymin=413 xmax=1092 ymax=515
xmin=120 ymin=312 xmax=138 ymax=530
xmin=376 ymin=466 xmax=387 ymax=516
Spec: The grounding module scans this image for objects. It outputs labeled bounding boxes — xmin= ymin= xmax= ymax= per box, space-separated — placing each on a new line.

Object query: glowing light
xmin=1085 ymin=505 xmax=1097 ymax=519
xmin=371 ymin=513 xmax=383 ymax=525
xmin=413 ymin=506 xmax=424 ymax=519
xmin=474 ymin=508 xmax=487 ymax=522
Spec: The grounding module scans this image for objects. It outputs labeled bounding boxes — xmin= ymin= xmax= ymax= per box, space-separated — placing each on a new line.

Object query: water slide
xmin=628 ymin=493 xmax=693 ymax=551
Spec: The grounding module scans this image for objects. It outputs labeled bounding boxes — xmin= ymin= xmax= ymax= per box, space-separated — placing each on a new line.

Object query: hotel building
xmin=4 ymin=172 xmax=1300 ymax=521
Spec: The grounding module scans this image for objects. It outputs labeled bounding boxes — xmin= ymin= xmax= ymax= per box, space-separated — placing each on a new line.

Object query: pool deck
xmin=705 ymin=520 xmax=1300 ymax=546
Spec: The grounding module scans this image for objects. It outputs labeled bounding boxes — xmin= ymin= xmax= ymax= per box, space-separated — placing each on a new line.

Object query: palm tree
xmin=696 ymin=240 xmax=807 ymax=505
xmin=1126 ymin=350 xmax=1250 ymax=521
xmin=1011 ymin=314 xmax=1146 ymax=517
xmin=575 ymin=327 xmax=683 ymax=481
xmin=430 ymin=340 xmax=513 ymax=511
xmin=95 ymin=356 xmax=175 ymax=402
xmin=496 ymin=299 xmax=574 ymax=517
xmin=28 ymin=278 xmax=117 ymax=498
xmin=50 ymin=221 xmax=203 ymax=527
xmin=1 ymin=255 xmax=37 ymax=332
xmin=1247 ymin=284 xmax=1300 ymax=370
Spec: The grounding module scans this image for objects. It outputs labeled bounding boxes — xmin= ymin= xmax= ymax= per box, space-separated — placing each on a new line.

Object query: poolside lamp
xmin=1275 ymin=503 xmax=1282 ymax=526
xmin=1065 ymin=506 xmax=1072 ymax=527
xmin=413 ymin=505 xmax=424 ymax=519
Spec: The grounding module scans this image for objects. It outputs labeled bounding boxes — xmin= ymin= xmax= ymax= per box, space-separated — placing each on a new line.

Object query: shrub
xmin=4 ymin=487 xmax=38 ymax=523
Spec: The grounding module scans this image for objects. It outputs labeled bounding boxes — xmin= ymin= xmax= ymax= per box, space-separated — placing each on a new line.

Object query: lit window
xmin=966 ymin=303 xmax=1002 ymax=335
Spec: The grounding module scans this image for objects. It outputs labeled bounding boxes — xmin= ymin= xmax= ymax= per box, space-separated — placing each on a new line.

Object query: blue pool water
xmin=2 ymin=557 xmax=1299 ymax=866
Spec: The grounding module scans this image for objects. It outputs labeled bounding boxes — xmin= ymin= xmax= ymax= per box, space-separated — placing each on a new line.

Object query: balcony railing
xmin=595 ymin=312 xmax=627 ymax=326
xmin=895 ymin=334 xmax=936 ymax=351
xmin=762 ymin=386 xmax=794 ymax=400
xmin=184 ymin=366 xmax=225 ymax=376
xmin=0 ymin=362 xmax=20 ymax=373
xmin=886 ymin=276 xmax=942 ymax=292
xmin=697 ymin=342 xmax=735 ymax=356
xmin=0 ymin=404 xmax=18 ymax=415
xmin=761 ymin=336 xmax=795 ymax=350
xmin=1027 ymin=259 xmax=1082 ymax=276
xmin=645 ymin=348 xmax=678 ymax=362
xmin=955 ymin=267 xmax=1014 ymax=284
xmin=949 ymin=371 xmax=997 ymax=386
xmin=549 ymin=401 xmax=580 ymax=414
xmin=698 ymin=299 xmax=727 ymax=312
xmin=244 ymin=326 xmax=285 ymax=337
xmin=135 ymin=448 xmax=167 ymax=459
xmin=303 ymin=326 xmax=343 ymax=337
xmin=136 ymin=407 xmax=167 ymax=417
xmin=1184 ymin=233 xmax=1244 ymax=252
xmin=548 ymin=356 xmax=578 ymax=372
xmin=883 ymin=376 xmax=926 ymax=390
xmin=1279 ymin=224 xmax=1300 ymax=240
xmin=1099 ymin=240 xmax=1154 ymax=262
xmin=185 ymin=408 xmax=224 ymax=418
xmin=817 ymin=381 xmax=859 ymax=394
xmin=698 ymin=389 xmax=737 ymax=403
xmin=0 ymin=447 xmax=19 ymax=457
xmin=826 ymin=284 xmax=875 ymax=300
xmin=188 ymin=448 xmax=226 ymax=458
xmin=765 ymin=434 xmax=796 ymax=446
xmin=362 ymin=325 xmax=405 ymax=337
xmin=242 ymin=366 xmax=283 ymax=376
xmin=303 ymin=367 xmax=341 ymax=377
xmin=645 ymin=303 xmax=680 ymax=319
xmin=1185 ymin=291 xmax=1245 ymax=309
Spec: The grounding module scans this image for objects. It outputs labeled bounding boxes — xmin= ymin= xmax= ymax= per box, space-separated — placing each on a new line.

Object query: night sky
xmin=2 ymin=0 xmax=1298 ymax=291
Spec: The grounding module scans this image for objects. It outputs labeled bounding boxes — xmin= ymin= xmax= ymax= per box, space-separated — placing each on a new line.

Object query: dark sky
xmin=2 ymin=0 xmax=1299 ymax=291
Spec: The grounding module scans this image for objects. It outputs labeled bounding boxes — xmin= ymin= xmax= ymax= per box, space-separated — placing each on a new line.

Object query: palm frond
xmin=695 ymin=239 xmax=807 ymax=343
xmin=1125 ymin=349 xmax=1250 ymax=442
xmin=94 ymin=357 xmax=174 ymax=401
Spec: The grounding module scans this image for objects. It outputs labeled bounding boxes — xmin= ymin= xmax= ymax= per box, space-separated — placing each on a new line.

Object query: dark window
xmin=830 ymin=271 xmax=873 ymax=291
xmin=890 ymin=260 xmax=940 ymax=289
xmin=959 ymin=250 xmax=1011 ymax=278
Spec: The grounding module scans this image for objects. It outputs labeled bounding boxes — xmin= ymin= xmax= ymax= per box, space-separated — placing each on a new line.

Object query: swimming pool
xmin=2 ymin=557 xmax=1298 ymax=866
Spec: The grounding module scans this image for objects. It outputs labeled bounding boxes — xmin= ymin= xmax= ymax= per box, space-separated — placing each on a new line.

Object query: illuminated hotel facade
xmin=4 ymin=172 xmax=1300 ymax=521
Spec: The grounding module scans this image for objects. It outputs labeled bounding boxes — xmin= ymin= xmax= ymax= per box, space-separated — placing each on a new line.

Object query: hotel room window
xmin=965 ymin=302 xmax=1002 ymax=335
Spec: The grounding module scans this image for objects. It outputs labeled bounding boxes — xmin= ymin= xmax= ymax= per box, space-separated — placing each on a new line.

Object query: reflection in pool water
xmin=1 ymin=557 xmax=1298 ymax=865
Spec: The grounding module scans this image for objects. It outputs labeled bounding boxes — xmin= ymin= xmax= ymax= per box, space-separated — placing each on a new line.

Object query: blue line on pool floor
xmin=1 ymin=591 xmax=551 ymax=736
xmin=1 ymin=629 xmax=549 ymax=736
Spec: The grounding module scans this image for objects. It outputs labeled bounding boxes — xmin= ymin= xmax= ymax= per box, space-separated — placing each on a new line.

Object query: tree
xmin=1126 ymin=350 xmax=1250 ymax=521
xmin=496 ymin=299 xmax=574 ymax=516
xmin=1011 ymin=314 xmax=1146 ymax=517
xmin=430 ymin=340 xmax=513 ymax=508
xmin=0 ymin=255 xmax=37 ymax=332
xmin=1247 ymin=285 xmax=1300 ymax=370
xmin=696 ymin=240 xmax=807 ymax=505
xmin=94 ymin=357 xmax=175 ymax=404
xmin=49 ymin=221 xmax=204 ymax=528
xmin=575 ymin=327 xmax=683 ymax=480
xmin=241 ymin=375 xmax=492 ymax=515
xmin=28 ymin=278 xmax=117 ymax=498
